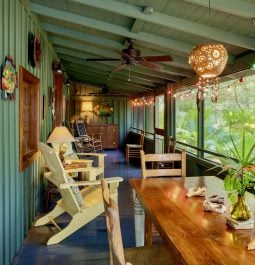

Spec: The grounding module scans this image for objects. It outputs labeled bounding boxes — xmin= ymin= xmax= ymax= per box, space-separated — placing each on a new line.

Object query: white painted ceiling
xmin=30 ymin=0 xmax=255 ymax=97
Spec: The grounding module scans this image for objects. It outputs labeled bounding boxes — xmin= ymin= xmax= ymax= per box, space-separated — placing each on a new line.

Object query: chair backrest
xmin=139 ymin=130 xmax=145 ymax=147
xmin=76 ymin=120 xmax=87 ymax=137
xmin=167 ymin=136 xmax=176 ymax=153
xmin=38 ymin=142 xmax=81 ymax=215
xmin=140 ymin=150 xmax=186 ymax=181
xmin=101 ymin=178 xmax=126 ymax=265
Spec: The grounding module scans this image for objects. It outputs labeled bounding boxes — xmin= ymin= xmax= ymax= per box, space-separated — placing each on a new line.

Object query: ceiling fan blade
xmin=86 ymin=58 xmax=120 ymax=61
xmin=112 ymin=63 xmax=127 ymax=72
xmin=142 ymin=55 xmax=173 ymax=62
xmin=140 ymin=61 xmax=164 ymax=71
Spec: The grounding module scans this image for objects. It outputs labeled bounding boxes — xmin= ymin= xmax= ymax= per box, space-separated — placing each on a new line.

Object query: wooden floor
xmin=12 ymin=149 xmax=142 ymax=265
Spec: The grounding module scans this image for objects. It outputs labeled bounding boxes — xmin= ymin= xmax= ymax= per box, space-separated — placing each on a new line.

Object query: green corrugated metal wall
xmin=0 ymin=1 xmax=132 ymax=265
xmin=0 ymin=1 xmax=56 ymax=264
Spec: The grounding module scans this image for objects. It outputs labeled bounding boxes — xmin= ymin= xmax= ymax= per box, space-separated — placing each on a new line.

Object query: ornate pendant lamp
xmin=189 ymin=43 xmax=228 ymax=104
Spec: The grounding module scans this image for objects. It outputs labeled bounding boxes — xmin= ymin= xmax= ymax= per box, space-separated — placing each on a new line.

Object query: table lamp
xmin=81 ymin=101 xmax=93 ymax=124
xmin=47 ymin=126 xmax=75 ymax=163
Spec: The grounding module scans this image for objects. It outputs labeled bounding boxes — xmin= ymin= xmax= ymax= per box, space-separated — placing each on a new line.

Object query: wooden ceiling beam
xmin=31 ymin=3 xmax=193 ymax=54
xmin=61 ymin=57 xmax=166 ymax=84
xmin=68 ymin=70 xmax=154 ymax=93
xmin=65 ymin=64 xmax=159 ymax=87
xmin=41 ymin=22 xmax=190 ymax=69
xmin=67 ymin=0 xmax=255 ymax=50
xmin=182 ymin=0 xmax=255 ymax=19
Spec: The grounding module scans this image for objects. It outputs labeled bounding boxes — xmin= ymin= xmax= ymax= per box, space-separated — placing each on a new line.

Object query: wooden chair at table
xmin=126 ymin=130 xmax=145 ymax=164
xmin=35 ymin=142 xmax=123 ymax=245
xmin=161 ymin=136 xmax=177 ymax=168
xmin=141 ymin=149 xmax=186 ymax=180
xmin=140 ymin=149 xmax=186 ymax=245
xmin=167 ymin=136 xmax=176 ymax=153
xmin=101 ymin=178 xmax=176 ymax=265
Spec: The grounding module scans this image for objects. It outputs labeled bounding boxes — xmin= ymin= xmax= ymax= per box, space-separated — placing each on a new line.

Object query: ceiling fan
xmin=88 ymin=85 xmax=123 ymax=96
xmin=86 ymin=38 xmax=172 ymax=72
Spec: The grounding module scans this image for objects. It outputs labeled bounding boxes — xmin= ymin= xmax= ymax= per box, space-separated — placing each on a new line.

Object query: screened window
xmin=145 ymin=104 xmax=154 ymax=134
xmin=204 ymin=74 xmax=255 ymax=161
xmin=155 ymin=94 xmax=164 ymax=129
xmin=132 ymin=107 xmax=139 ymax=129
xmin=175 ymin=91 xmax=197 ymax=154
xmin=138 ymin=106 xmax=144 ymax=130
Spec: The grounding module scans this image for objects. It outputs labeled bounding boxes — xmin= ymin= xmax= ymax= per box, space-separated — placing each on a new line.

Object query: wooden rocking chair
xmin=35 ymin=142 xmax=123 ymax=245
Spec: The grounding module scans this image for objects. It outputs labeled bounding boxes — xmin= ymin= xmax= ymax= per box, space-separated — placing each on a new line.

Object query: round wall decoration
xmin=93 ymin=102 xmax=113 ymax=117
xmin=1 ymin=55 xmax=18 ymax=101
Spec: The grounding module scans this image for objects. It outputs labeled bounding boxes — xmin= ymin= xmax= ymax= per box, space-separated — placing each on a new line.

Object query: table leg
xmin=144 ymin=213 xmax=152 ymax=246
xmin=133 ymin=189 xmax=145 ymax=246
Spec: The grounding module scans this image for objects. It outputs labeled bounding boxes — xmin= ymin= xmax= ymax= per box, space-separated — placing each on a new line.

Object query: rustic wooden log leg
xmin=248 ymin=238 xmax=255 ymax=250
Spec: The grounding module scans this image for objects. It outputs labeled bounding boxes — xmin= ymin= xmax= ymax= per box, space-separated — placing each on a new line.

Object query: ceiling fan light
xmin=188 ymin=43 xmax=228 ymax=78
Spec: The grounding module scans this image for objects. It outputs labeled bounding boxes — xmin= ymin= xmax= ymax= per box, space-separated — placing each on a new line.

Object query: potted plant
xmin=220 ymin=130 xmax=255 ymax=220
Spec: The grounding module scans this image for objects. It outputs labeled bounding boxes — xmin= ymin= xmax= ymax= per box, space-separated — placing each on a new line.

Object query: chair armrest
xmin=65 ymin=159 xmax=93 ymax=167
xmin=64 ymin=166 xmax=103 ymax=174
xmin=60 ymin=176 xmax=123 ymax=188
xmin=75 ymin=153 xmax=106 ymax=167
xmin=75 ymin=153 xmax=106 ymax=157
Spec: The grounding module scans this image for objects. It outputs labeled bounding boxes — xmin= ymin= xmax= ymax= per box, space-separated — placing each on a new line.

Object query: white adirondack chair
xmin=35 ymin=142 xmax=123 ymax=245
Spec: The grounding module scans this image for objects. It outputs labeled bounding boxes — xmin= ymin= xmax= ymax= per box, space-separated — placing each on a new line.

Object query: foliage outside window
xmin=155 ymin=94 xmax=164 ymax=129
xmin=132 ymin=107 xmax=139 ymax=129
xmin=145 ymin=104 xmax=154 ymax=139
xmin=19 ymin=66 xmax=40 ymax=171
xmin=204 ymin=74 xmax=255 ymax=162
xmin=175 ymin=91 xmax=197 ymax=154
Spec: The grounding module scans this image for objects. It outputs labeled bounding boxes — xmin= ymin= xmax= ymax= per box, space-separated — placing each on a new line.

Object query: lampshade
xmin=81 ymin=101 xmax=93 ymax=112
xmin=188 ymin=43 xmax=228 ymax=78
xmin=47 ymin=126 xmax=75 ymax=143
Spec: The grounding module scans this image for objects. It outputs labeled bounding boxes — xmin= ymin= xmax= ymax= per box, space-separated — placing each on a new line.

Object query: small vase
xmin=230 ymin=194 xmax=251 ymax=221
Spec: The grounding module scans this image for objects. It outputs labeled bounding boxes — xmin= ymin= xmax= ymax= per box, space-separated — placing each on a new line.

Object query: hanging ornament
xmin=189 ymin=43 xmax=228 ymax=108
xmin=28 ymin=32 xmax=42 ymax=68
xmin=1 ymin=55 xmax=18 ymax=101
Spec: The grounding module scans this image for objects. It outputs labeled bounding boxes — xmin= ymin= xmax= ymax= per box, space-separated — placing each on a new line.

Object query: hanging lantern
xmin=188 ymin=43 xmax=228 ymax=106
xmin=189 ymin=43 xmax=228 ymax=78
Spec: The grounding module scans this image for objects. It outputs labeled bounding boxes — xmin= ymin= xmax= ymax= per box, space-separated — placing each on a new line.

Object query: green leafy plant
xmin=221 ymin=131 xmax=255 ymax=203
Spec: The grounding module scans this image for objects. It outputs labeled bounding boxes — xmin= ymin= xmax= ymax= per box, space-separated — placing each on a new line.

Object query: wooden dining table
xmin=129 ymin=176 xmax=255 ymax=265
